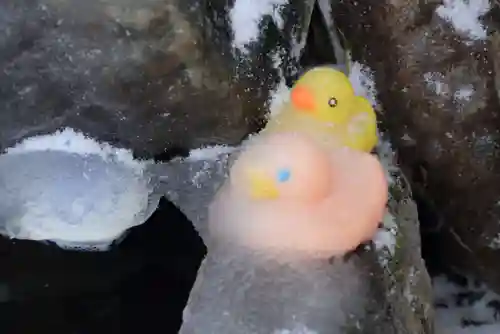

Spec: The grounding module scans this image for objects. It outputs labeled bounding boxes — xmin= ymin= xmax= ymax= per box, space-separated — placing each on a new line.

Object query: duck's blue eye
xmin=277 ymin=168 xmax=291 ymax=183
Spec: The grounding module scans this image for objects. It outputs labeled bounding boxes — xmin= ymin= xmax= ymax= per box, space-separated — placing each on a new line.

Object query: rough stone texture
xmin=334 ymin=0 xmax=500 ymax=293
xmin=372 ymin=138 xmax=434 ymax=334
xmin=0 ymin=0 xmax=313 ymax=158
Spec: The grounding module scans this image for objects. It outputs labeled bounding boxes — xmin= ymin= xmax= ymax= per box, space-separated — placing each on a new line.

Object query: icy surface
xmin=155 ymin=145 xmax=238 ymax=239
xmin=179 ymin=250 xmax=365 ymax=334
xmin=230 ymin=0 xmax=289 ymax=52
xmin=434 ymin=275 xmax=500 ymax=333
xmin=0 ymin=128 xmax=159 ymax=250
xmin=436 ymin=0 xmax=490 ymax=41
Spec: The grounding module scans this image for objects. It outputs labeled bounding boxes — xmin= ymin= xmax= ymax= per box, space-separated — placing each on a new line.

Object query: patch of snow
xmin=273 ymin=324 xmax=318 ymax=334
xmin=5 ymin=127 xmax=149 ymax=172
xmin=230 ymin=0 xmax=289 ymax=53
xmin=373 ymin=211 xmax=398 ymax=267
xmin=376 ymin=137 xmax=398 ymax=186
xmin=433 ymin=275 xmax=500 ymax=333
xmin=488 ymin=234 xmax=500 ymax=249
xmin=268 ymin=51 xmax=290 ymax=118
xmin=436 ymin=0 xmax=491 ymax=41
xmin=454 ymin=85 xmax=475 ymax=102
xmin=187 ymin=145 xmax=237 ymax=162
xmin=348 ymin=62 xmax=378 ymax=109
xmin=0 ymin=128 xmax=159 ymax=251
xmin=424 ymin=72 xmax=450 ymax=96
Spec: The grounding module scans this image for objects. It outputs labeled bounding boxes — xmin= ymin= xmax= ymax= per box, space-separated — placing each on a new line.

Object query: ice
xmin=155 ymin=145 xmax=238 ymax=239
xmin=179 ymin=249 xmax=365 ymax=334
xmin=0 ymin=129 xmax=160 ymax=250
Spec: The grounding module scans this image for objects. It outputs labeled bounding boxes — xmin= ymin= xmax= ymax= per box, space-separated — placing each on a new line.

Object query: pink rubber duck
xmin=208 ymin=132 xmax=388 ymax=259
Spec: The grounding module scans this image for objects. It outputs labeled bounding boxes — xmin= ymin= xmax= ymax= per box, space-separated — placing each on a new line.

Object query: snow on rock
xmin=488 ymin=234 xmax=500 ymax=249
xmin=5 ymin=127 xmax=148 ymax=172
xmin=348 ymin=61 xmax=378 ymax=109
xmin=436 ymin=0 xmax=491 ymax=41
xmin=186 ymin=145 xmax=237 ymax=162
xmin=273 ymin=324 xmax=318 ymax=334
xmin=230 ymin=0 xmax=289 ymax=53
xmin=268 ymin=51 xmax=291 ymax=118
xmin=424 ymin=72 xmax=450 ymax=97
xmin=454 ymin=85 xmax=475 ymax=102
xmin=433 ymin=275 xmax=500 ymax=333
xmin=346 ymin=61 xmax=404 ymax=267
xmin=373 ymin=211 xmax=398 ymax=267
xmin=0 ymin=128 xmax=159 ymax=251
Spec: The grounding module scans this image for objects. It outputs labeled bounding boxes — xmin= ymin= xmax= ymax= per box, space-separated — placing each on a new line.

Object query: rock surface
xmin=334 ymin=0 xmax=500 ymax=294
xmin=0 ymin=0 xmax=436 ymax=333
xmin=0 ymin=0 xmax=314 ymax=157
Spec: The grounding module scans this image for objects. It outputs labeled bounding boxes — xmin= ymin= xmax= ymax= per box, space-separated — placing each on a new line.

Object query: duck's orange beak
xmin=290 ymin=85 xmax=315 ymax=112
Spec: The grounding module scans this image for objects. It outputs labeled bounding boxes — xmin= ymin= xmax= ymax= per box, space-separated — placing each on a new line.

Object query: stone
xmin=0 ymin=0 xmax=314 ymax=157
xmin=333 ymin=0 xmax=500 ymax=294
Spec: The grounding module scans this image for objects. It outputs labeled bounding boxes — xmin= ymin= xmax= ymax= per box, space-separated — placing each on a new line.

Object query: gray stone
xmin=0 ymin=0 xmax=314 ymax=157
xmin=333 ymin=0 xmax=500 ymax=295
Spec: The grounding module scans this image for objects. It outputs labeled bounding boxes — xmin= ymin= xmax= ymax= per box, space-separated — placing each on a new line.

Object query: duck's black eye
xmin=328 ymin=97 xmax=338 ymax=107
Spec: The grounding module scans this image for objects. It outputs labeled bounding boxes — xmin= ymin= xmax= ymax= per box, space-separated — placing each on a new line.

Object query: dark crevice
xmin=300 ymin=1 xmax=339 ymax=69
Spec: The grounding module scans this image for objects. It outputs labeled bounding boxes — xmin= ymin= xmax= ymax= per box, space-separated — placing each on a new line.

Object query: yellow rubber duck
xmin=262 ymin=66 xmax=378 ymax=152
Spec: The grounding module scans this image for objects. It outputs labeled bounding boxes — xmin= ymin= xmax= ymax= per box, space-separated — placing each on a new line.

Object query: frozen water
xmin=155 ymin=146 xmax=237 ymax=239
xmin=179 ymin=249 xmax=365 ymax=334
xmin=0 ymin=129 xmax=160 ymax=251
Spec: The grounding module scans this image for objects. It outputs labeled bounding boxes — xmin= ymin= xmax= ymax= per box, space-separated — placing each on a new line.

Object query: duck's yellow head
xmin=290 ymin=66 xmax=360 ymax=124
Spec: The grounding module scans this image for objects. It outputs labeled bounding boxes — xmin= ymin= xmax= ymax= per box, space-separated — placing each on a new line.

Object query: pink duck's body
xmin=208 ymin=132 xmax=388 ymax=259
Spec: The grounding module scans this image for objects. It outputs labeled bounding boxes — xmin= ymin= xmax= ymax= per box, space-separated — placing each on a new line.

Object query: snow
xmin=0 ymin=128 xmax=159 ymax=251
xmin=488 ymin=234 xmax=500 ymax=249
xmin=436 ymin=0 xmax=491 ymax=41
xmin=373 ymin=211 xmax=398 ymax=267
xmin=348 ymin=62 xmax=378 ymax=109
xmin=230 ymin=0 xmax=289 ymax=52
xmin=5 ymin=127 xmax=148 ymax=172
xmin=273 ymin=324 xmax=318 ymax=334
xmin=433 ymin=275 xmax=500 ymax=333
xmin=267 ymin=51 xmax=291 ymax=118
xmin=187 ymin=145 xmax=237 ymax=162
xmin=454 ymin=85 xmax=475 ymax=102
xmin=424 ymin=72 xmax=449 ymax=96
